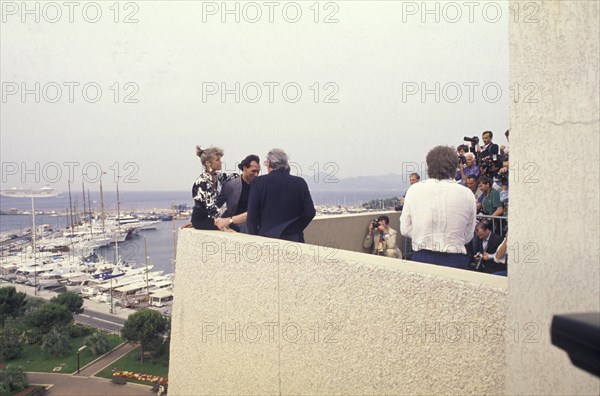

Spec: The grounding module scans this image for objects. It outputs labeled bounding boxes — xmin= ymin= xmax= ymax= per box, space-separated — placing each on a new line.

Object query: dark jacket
xmin=221 ymin=176 xmax=249 ymax=233
xmin=222 ymin=177 xmax=243 ymax=218
xmin=476 ymin=232 xmax=504 ymax=273
xmin=246 ymin=169 xmax=316 ymax=242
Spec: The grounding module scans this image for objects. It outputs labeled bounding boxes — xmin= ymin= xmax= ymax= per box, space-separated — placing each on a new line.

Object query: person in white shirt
xmin=400 ymin=146 xmax=477 ymax=269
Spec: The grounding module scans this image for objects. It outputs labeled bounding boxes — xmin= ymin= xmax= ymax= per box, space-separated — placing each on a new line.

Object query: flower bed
xmin=112 ymin=370 xmax=168 ymax=385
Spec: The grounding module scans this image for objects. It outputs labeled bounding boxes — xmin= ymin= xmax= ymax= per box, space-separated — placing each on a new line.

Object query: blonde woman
xmin=191 ymin=145 xmax=238 ymax=230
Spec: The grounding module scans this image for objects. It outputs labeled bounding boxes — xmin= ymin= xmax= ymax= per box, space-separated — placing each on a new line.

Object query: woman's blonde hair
xmin=196 ymin=145 xmax=224 ymax=168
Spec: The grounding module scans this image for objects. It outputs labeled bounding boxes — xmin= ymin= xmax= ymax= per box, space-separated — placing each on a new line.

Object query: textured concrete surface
xmin=304 ymin=210 xmax=406 ymax=255
xmin=507 ymin=1 xmax=600 ymax=394
xmin=170 ymin=230 xmax=507 ymax=395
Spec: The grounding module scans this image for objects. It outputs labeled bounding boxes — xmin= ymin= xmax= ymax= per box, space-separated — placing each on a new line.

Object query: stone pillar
xmin=507 ymin=1 xmax=600 ymax=394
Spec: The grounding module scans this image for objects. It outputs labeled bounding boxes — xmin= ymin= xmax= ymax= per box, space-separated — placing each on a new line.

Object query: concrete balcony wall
xmin=170 ymin=229 xmax=507 ymax=395
xmin=304 ymin=210 xmax=405 ymax=255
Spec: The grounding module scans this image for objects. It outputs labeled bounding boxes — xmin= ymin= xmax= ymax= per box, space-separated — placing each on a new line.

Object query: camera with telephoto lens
xmin=371 ymin=218 xmax=380 ymax=230
xmin=464 ymin=136 xmax=479 ymax=145
xmin=497 ymin=170 xmax=509 ymax=186
xmin=458 ymin=155 xmax=466 ymax=165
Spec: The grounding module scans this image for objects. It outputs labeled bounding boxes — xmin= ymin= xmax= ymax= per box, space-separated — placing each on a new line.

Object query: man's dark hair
xmin=467 ymin=175 xmax=477 ymax=182
xmin=477 ymin=175 xmax=492 ymax=186
xmin=482 ymin=130 xmax=493 ymax=139
xmin=426 ymin=146 xmax=458 ymax=180
xmin=476 ymin=221 xmax=492 ymax=232
xmin=238 ymin=154 xmax=260 ymax=171
xmin=378 ymin=215 xmax=390 ymax=225
xmin=457 ymin=144 xmax=469 ymax=153
xmin=409 ymin=172 xmax=421 ymax=181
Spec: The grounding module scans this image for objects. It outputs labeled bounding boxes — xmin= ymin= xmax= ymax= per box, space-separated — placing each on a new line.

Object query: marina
xmin=0 ymin=188 xmax=392 ymax=317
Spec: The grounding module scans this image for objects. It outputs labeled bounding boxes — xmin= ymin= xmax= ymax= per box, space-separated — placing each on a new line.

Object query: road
xmin=9 ymin=282 xmax=138 ymax=333
xmin=75 ymin=309 xmax=126 ymax=334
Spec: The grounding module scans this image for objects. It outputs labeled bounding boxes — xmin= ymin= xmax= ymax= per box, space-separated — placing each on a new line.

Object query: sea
xmin=0 ymin=189 xmax=402 ymax=275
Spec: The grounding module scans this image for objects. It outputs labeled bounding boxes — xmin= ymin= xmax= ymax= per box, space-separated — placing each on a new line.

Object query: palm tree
xmin=0 ymin=365 xmax=28 ymax=393
xmin=84 ymin=332 xmax=110 ymax=356
xmin=41 ymin=329 xmax=71 ymax=358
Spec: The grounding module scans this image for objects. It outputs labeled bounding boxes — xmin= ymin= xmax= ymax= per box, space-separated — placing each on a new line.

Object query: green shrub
xmin=65 ymin=323 xmax=94 ymax=338
xmin=21 ymin=328 xmax=43 ymax=345
xmin=0 ymin=365 xmax=28 ymax=394
xmin=84 ymin=332 xmax=111 ymax=356
xmin=41 ymin=329 xmax=71 ymax=358
xmin=25 ymin=303 xmax=72 ymax=334
xmin=0 ymin=319 xmax=24 ymax=360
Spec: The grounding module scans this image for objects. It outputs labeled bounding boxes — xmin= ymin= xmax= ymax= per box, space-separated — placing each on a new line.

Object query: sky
xmin=1 ymin=1 xmax=509 ymax=192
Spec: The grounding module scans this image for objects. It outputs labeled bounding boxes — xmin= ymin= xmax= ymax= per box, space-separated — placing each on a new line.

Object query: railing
xmin=401 ymin=214 xmax=508 ymax=260
xmin=476 ymin=214 xmax=508 ymax=237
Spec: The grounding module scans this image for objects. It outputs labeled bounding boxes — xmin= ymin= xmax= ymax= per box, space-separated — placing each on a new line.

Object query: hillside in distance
xmin=304 ymin=172 xmax=409 ymax=192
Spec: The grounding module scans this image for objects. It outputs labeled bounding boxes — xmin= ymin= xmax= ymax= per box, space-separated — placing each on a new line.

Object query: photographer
xmin=363 ymin=216 xmax=401 ymax=258
xmin=457 ymin=152 xmax=480 ymax=185
xmin=472 ymin=222 xmax=505 ymax=275
xmin=477 ymin=130 xmax=499 ymax=158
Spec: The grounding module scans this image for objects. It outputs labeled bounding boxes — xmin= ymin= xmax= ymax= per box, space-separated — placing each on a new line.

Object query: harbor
xmin=0 ymin=189 xmax=391 ymax=320
xmin=0 ymin=188 xmax=186 ymax=317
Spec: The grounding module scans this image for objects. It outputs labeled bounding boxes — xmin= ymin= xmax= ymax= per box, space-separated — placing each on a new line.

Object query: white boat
xmin=139 ymin=220 xmax=161 ymax=231
xmin=0 ymin=262 xmax=19 ymax=281
xmin=16 ymin=265 xmax=55 ymax=284
xmin=0 ymin=185 xmax=61 ymax=198
xmin=59 ymin=271 xmax=90 ymax=292
xmin=81 ymin=285 xmax=100 ymax=298
xmin=36 ymin=271 xmax=66 ymax=288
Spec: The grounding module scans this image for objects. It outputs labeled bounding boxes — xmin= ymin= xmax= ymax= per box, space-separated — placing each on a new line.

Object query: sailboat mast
xmin=81 ymin=180 xmax=87 ymax=226
xmin=31 ymin=193 xmax=37 ymax=295
xmin=99 ymin=176 xmax=105 ymax=233
xmin=68 ymin=181 xmax=75 ymax=253
xmin=87 ymin=188 xmax=93 ymax=235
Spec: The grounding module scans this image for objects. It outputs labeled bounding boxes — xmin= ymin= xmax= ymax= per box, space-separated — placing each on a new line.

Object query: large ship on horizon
xmin=0 ymin=185 xmax=62 ymax=198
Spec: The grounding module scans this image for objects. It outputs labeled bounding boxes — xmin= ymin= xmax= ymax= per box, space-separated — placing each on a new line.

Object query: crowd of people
xmin=365 ymin=130 xmax=509 ymax=276
xmin=400 ymin=131 xmax=509 ymax=275
xmin=186 ymin=131 xmax=509 ymax=277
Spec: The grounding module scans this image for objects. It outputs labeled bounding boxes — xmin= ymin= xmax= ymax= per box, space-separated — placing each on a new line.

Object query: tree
xmin=51 ymin=292 xmax=84 ymax=315
xmin=84 ymin=332 xmax=111 ymax=356
xmin=24 ymin=297 xmax=46 ymax=314
xmin=25 ymin=302 xmax=72 ymax=334
xmin=0 ymin=318 xmax=24 ymax=360
xmin=0 ymin=365 xmax=27 ymax=394
xmin=41 ymin=328 xmax=71 ymax=358
xmin=121 ymin=309 xmax=168 ymax=363
xmin=0 ymin=287 xmax=27 ymax=326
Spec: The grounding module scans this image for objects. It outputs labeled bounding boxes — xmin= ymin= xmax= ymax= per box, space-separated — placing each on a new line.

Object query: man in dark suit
xmin=473 ymin=222 xmax=504 ymax=274
xmin=216 ymin=154 xmax=261 ymax=233
xmin=477 ymin=130 xmax=499 ymax=158
xmin=246 ymin=148 xmax=316 ymax=242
